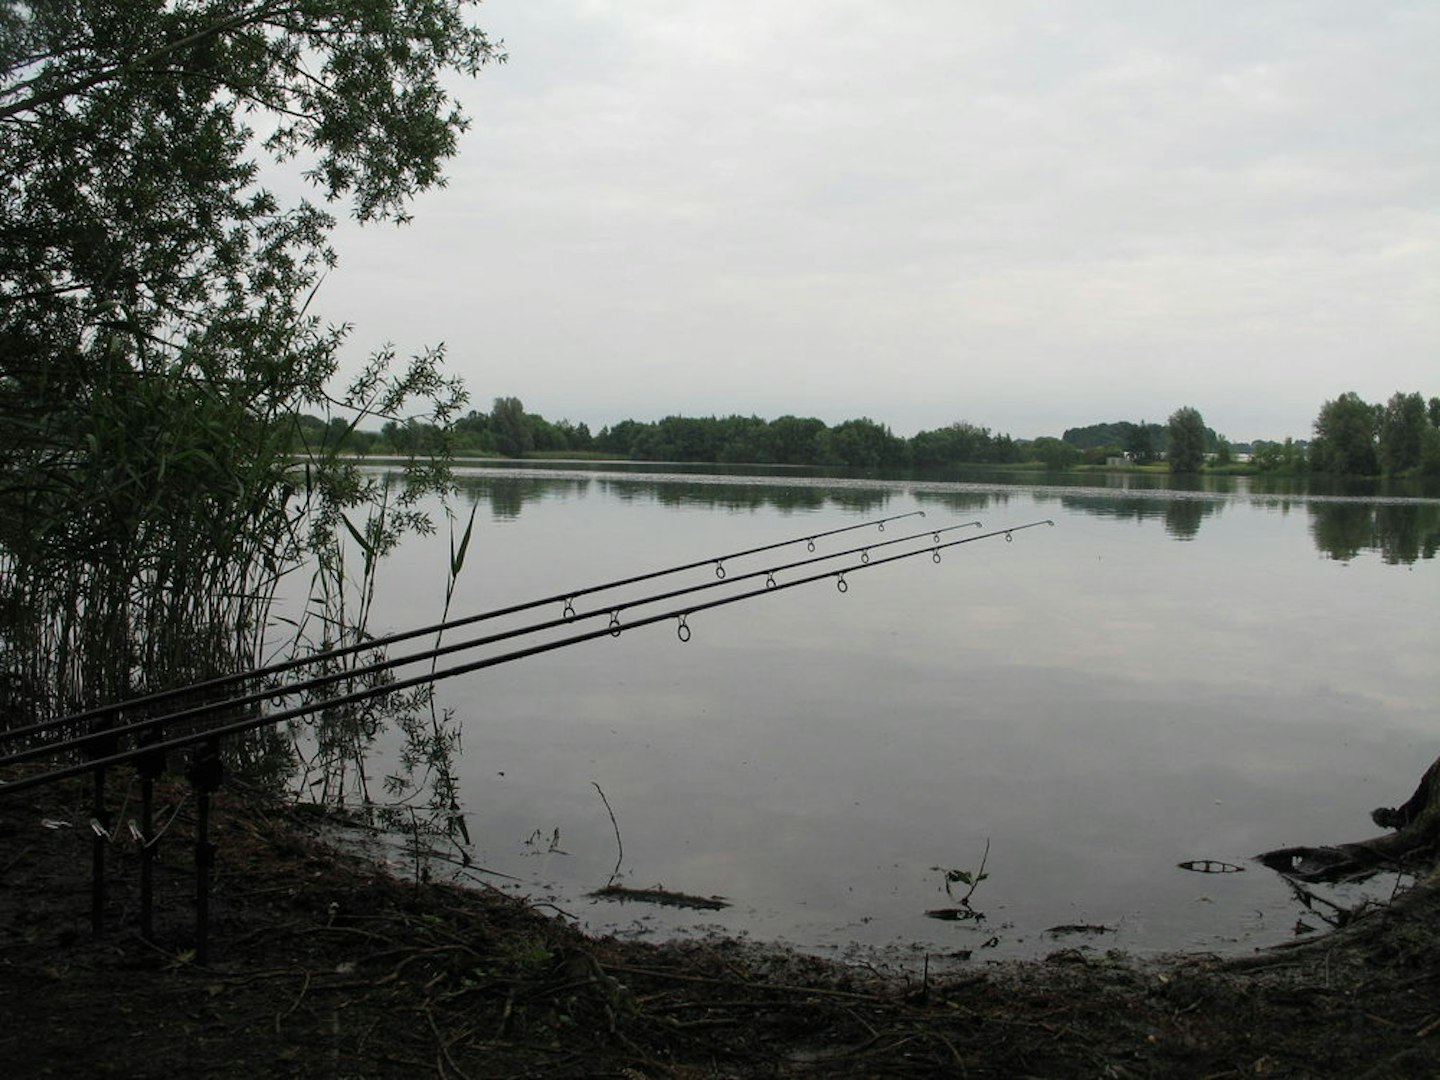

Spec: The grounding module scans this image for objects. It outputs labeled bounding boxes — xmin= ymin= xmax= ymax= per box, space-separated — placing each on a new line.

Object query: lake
xmin=350 ymin=463 xmax=1439 ymax=966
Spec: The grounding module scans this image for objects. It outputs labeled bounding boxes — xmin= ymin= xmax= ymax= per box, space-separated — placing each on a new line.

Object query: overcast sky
xmin=318 ymin=1 xmax=1437 ymax=442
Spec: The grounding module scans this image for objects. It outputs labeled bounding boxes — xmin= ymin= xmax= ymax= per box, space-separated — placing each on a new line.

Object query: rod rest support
xmin=186 ymin=739 xmax=225 ymax=966
xmin=84 ymin=710 xmax=121 ymax=935
xmin=136 ymin=729 xmax=166 ymax=942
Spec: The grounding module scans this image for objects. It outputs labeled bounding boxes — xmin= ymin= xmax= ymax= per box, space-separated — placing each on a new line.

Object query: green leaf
xmin=450 ymin=501 xmax=478 ymax=578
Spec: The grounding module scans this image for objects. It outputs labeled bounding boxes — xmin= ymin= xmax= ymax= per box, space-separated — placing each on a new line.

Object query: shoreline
xmin=3 ymin=775 xmax=1437 ymax=1077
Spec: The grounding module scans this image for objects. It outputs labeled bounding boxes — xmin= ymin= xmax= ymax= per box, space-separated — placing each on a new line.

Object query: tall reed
xmin=0 ymin=329 xmax=469 ymax=834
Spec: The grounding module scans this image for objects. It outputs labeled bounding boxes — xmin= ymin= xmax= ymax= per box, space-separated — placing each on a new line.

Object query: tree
xmin=991 ymin=433 xmax=1022 ymax=463
xmin=910 ymin=422 xmax=995 ymax=468
xmin=490 ymin=397 xmax=533 ymax=457
xmin=717 ymin=415 xmax=771 ymax=463
xmin=767 ymin=415 xmax=827 ymax=465
xmin=526 ymin=414 xmax=566 ymax=452
xmin=1028 ymin=437 xmax=1080 ymax=470
xmin=0 ymin=2 xmax=501 ymax=712
xmin=1166 ymin=407 xmax=1207 ymax=474
xmin=1126 ymin=422 xmax=1157 ymax=465
xmin=1422 ymin=425 xmax=1440 ymax=480
xmin=594 ymin=419 xmax=648 ymax=456
xmin=1378 ymin=391 xmax=1428 ymax=475
xmin=822 ymin=418 xmax=909 ymax=469
xmin=554 ymin=419 xmax=593 ymax=452
xmin=1062 ymin=421 xmax=1136 ymax=451
xmin=451 ymin=409 xmax=497 ymax=453
xmin=1310 ymin=392 xmax=1380 ymax=475
xmin=3 ymin=2 xmax=501 ymax=381
xmin=1252 ymin=438 xmax=1305 ymax=474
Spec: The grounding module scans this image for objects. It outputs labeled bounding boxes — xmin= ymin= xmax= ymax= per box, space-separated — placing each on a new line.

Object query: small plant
xmin=499 ymin=937 xmax=554 ymax=977
xmin=929 ymin=839 xmax=991 ymax=921
xmin=522 ymin=827 xmax=568 ymax=855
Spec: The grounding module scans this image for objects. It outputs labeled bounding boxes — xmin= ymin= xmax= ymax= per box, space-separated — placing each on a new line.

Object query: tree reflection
xmin=447 ymin=467 xmax=1438 ymax=562
xmin=449 ymin=471 xmax=895 ymax=519
xmin=912 ymin=490 xmax=1002 ymax=515
xmin=1372 ymin=505 xmax=1440 ymax=564
xmin=1163 ymin=498 xmax=1217 ymax=541
xmin=1309 ymin=502 xmax=1440 ymax=564
xmin=1049 ymin=493 xmax=1169 ymax=525
xmin=452 ymin=475 xmax=589 ymax=521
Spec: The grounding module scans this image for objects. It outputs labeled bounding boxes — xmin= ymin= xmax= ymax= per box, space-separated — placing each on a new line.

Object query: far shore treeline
xmin=295 ymin=390 xmax=1440 ymax=478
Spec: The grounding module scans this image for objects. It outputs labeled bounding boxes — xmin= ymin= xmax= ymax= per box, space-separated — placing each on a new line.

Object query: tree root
xmin=1259 ymin=754 xmax=1440 ymax=884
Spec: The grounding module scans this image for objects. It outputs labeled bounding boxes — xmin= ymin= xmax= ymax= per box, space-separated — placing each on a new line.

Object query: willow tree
xmin=0 ymin=2 xmax=503 ymax=718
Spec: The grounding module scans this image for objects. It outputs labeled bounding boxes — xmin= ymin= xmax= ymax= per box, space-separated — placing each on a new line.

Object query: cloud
xmin=318 ymin=1 xmax=1439 ymax=440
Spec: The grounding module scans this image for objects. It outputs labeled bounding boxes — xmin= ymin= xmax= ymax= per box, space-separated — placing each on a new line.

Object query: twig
xmin=592 ymin=781 xmax=624 ymax=887
xmin=274 ymin=970 xmax=312 ymax=1034
xmin=931 ymin=1025 xmax=967 ymax=1074
xmin=363 ymin=944 xmax=475 ymax=985
xmin=605 ymin=963 xmax=890 ymax=1003
xmin=426 ymin=1005 xmax=472 ymax=1080
xmin=2 ymin=844 xmax=33 ymax=875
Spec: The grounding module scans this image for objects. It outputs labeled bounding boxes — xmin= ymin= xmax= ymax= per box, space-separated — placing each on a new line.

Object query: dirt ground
xmin=3 ymin=776 xmax=1440 ymax=1079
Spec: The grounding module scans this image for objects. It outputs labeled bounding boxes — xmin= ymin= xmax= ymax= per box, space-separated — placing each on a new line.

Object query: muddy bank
xmin=2 ymin=780 xmax=1439 ymax=1078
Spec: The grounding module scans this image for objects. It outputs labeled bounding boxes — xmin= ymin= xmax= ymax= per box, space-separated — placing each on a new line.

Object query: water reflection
xmin=451 ymin=468 xmax=896 ymax=519
xmin=1310 ymin=502 xmax=1440 ymax=565
xmin=452 ymin=474 xmax=592 ymax=520
xmin=1162 ymin=498 xmax=1215 ymax=541
xmin=908 ymin=490 xmax=1001 ymax=515
xmin=1026 ymin=490 xmax=1225 ymax=540
xmin=370 ymin=462 xmax=1439 ymax=962
xmin=446 ymin=465 xmax=1438 ymax=563
xmin=607 ymin=479 xmax=887 ymax=514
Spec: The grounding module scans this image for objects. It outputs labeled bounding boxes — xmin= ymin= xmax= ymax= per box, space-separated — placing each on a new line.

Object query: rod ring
xmin=609 ymin=611 xmax=622 ymax=637
xmin=861 ymin=549 xmax=870 ymax=564
xmin=765 ymin=573 xmax=777 ymax=590
xmin=933 ymin=532 xmax=941 ymax=543
xmin=878 ymin=522 xmax=885 ymax=532
xmin=836 ymin=573 xmax=848 ymax=594
xmin=807 ymin=538 xmax=816 ymax=552
xmin=563 ymin=598 xmax=576 ymax=620
xmin=933 ymin=548 xmax=942 ymax=563
xmin=1005 ymin=531 xmax=1013 ymax=543
xmin=677 ymin=615 xmax=691 ymax=643
xmin=714 ymin=561 xmax=725 ymax=580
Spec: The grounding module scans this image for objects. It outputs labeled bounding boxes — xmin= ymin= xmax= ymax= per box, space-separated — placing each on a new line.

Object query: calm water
xmin=355 ymin=464 xmax=1439 ymax=966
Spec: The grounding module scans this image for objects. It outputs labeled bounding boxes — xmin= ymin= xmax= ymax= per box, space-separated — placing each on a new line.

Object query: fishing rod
xmin=0 ymin=509 xmax=930 ymax=745
xmin=0 ymin=518 xmax=984 ymax=767
xmin=0 ymin=520 xmax=1054 ymax=793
